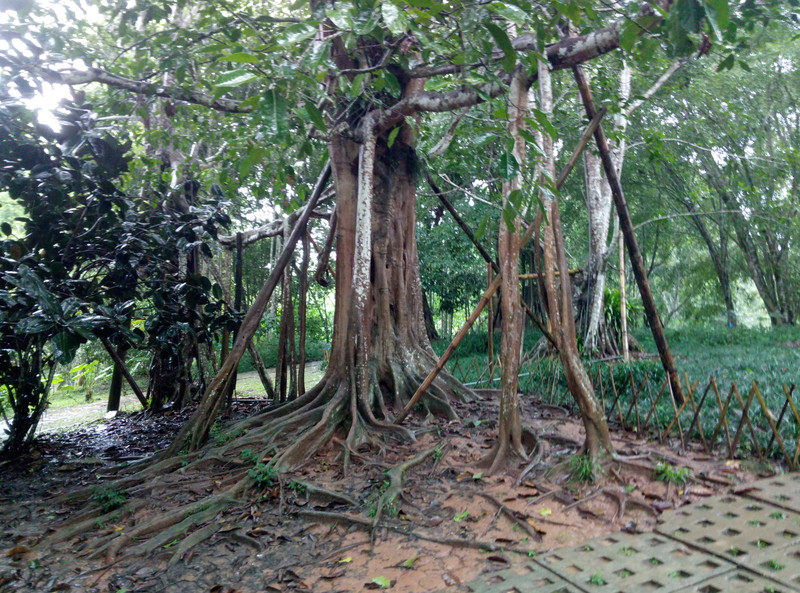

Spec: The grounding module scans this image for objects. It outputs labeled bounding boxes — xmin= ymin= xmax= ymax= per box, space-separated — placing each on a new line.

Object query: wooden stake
xmin=572 ymin=65 xmax=683 ymax=405
xmin=100 ymin=337 xmax=148 ymax=408
xmin=619 ymin=231 xmax=629 ymax=362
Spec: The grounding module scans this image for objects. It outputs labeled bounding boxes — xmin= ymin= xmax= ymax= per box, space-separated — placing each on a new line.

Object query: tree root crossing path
xmin=0 ymin=390 xmax=793 ymax=593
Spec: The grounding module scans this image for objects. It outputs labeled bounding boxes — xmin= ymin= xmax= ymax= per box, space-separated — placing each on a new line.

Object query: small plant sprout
xmin=653 ymin=462 xmax=693 ymax=486
xmin=453 ymin=510 xmax=469 ymax=522
xmin=92 ymin=487 xmax=128 ymax=512
xmin=248 ymin=463 xmax=279 ymax=488
xmin=568 ymin=453 xmax=599 ymax=484
xmin=589 ymin=572 xmax=605 ymax=585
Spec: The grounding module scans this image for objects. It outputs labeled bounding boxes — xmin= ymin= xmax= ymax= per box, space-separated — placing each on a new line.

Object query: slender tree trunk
xmin=540 ymin=60 xmax=614 ymax=459
xmin=298 ymin=232 xmax=310 ymax=395
xmin=485 ymin=67 xmax=528 ymax=474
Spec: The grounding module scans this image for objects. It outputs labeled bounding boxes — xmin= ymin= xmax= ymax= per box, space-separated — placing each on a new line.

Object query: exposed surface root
xmin=370 ymin=445 xmax=439 ymax=543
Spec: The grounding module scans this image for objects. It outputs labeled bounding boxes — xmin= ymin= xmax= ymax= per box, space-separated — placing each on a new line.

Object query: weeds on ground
xmin=568 ymin=453 xmax=600 ymax=484
xmin=92 ymin=487 xmax=127 ymax=512
xmin=654 ymin=462 xmax=693 ymax=486
xmin=248 ymin=463 xmax=279 ymax=487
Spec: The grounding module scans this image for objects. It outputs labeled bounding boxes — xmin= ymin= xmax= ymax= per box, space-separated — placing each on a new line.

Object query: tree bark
xmin=540 ymin=60 xmax=614 ymax=459
xmin=485 ymin=67 xmax=528 ymax=474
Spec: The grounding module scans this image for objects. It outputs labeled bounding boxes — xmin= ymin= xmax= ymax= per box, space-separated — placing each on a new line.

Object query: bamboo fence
xmin=446 ymin=353 xmax=799 ymax=468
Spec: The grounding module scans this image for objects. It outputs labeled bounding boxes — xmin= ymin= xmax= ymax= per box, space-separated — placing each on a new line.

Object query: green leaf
xmin=484 ymin=22 xmax=516 ymax=73
xmin=66 ymin=315 xmax=106 ymax=339
xmin=677 ymin=0 xmax=703 ymax=33
xmin=387 ymin=127 xmax=401 ymax=148
xmin=214 ymin=69 xmax=258 ymax=88
xmin=1 ymin=222 xmax=11 ymax=236
xmin=51 ymin=331 xmax=81 ymax=365
xmin=218 ymin=53 xmax=260 ymax=64
xmin=350 ymin=73 xmax=368 ymax=97
xmin=507 ymin=188 xmax=524 ymax=210
xmin=488 ymin=2 xmax=528 ymax=26
xmin=502 ymin=204 xmax=517 ymax=232
xmin=497 ymin=151 xmax=520 ymax=181
xmin=402 ymin=554 xmax=420 ymax=568
xmin=352 ymin=9 xmax=380 ymax=35
xmin=382 ymin=2 xmax=408 ymax=35
xmin=262 ymin=88 xmax=288 ymax=140
xmin=706 ymin=0 xmax=729 ymax=30
xmin=282 ymin=22 xmax=318 ymax=44
xmin=304 ymin=100 xmax=327 ymax=133
xmin=371 ymin=575 xmax=391 ymax=589
xmin=453 ymin=510 xmax=469 ymax=522
xmin=17 ymin=266 xmax=61 ymax=317
xmin=475 ymin=214 xmax=488 ymax=241
xmin=240 ymin=146 xmax=265 ymax=179
xmin=717 ymin=53 xmax=735 ymax=71
xmin=15 ymin=315 xmax=55 ymax=335
xmin=530 ymin=109 xmax=556 ymax=140
xmin=619 ymin=20 xmax=639 ymax=53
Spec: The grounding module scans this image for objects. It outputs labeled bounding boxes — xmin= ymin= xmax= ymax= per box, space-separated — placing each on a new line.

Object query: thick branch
xmin=38 ymin=67 xmax=247 ymax=113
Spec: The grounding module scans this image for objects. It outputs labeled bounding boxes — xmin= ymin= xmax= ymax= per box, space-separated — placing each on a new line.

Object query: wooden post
xmin=619 ymin=231 xmax=629 ymax=362
xmin=572 ymin=65 xmax=683 ymax=405
xmin=100 ymin=337 xmax=148 ymax=408
xmin=487 ymin=262 xmax=495 ymax=372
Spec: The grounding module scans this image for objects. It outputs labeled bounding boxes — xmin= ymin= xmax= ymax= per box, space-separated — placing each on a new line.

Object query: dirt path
xmin=1 ymin=363 xmax=325 ymax=437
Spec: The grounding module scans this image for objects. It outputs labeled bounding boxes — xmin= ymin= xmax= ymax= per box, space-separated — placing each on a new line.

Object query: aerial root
xmin=476 ymin=492 xmax=543 ymax=542
xmin=298 ymin=509 xmax=533 ymax=555
xmin=370 ymin=445 xmax=439 ymax=546
xmin=36 ymin=499 xmax=148 ymax=550
xmin=563 ymin=486 xmax=657 ymax=521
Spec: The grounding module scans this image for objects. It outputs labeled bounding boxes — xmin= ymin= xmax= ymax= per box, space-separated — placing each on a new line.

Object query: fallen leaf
xmin=536 ymin=508 xmax=552 ymax=516
xmin=442 ymin=573 xmax=460 ymax=586
xmin=5 ymin=546 xmax=31 ymax=559
xmin=370 ymin=575 xmax=391 ymax=589
xmin=402 ymin=554 xmax=419 ymax=568
xmin=338 ymin=556 xmax=352 ymax=563
xmin=487 ymin=555 xmax=508 ymax=563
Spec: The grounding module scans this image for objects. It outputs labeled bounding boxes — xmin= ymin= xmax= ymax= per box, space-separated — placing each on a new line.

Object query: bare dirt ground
xmin=0 ymin=385 xmax=773 ymax=593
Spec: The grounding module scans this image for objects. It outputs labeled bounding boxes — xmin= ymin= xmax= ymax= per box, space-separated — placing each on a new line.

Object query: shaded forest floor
xmin=0 ymin=386 xmax=778 ymax=593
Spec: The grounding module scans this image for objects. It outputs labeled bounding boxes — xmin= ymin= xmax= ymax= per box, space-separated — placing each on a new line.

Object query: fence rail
xmin=446 ymin=354 xmax=799 ymax=468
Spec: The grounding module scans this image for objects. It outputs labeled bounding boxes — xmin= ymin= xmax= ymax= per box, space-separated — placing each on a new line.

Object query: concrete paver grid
xmin=458 ymin=563 xmax=585 ymax=593
xmin=741 ymin=474 xmax=800 ymax=515
xmin=671 ymin=568 xmax=791 ymax=593
xmin=656 ymin=493 xmax=800 ymax=561
xmin=535 ymin=531 xmax=734 ymax=593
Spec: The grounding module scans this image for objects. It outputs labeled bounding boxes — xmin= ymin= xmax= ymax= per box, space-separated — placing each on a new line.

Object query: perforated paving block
xmin=671 ymin=569 xmax=793 ymax=593
xmin=739 ymin=543 xmax=800 ymax=590
xmin=459 ymin=563 xmax=586 ymax=593
xmin=656 ymin=494 xmax=800 ymax=561
xmin=741 ymin=474 xmax=800 ymax=515
xmin=534 ymin=531 xmax=734 ymax=593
